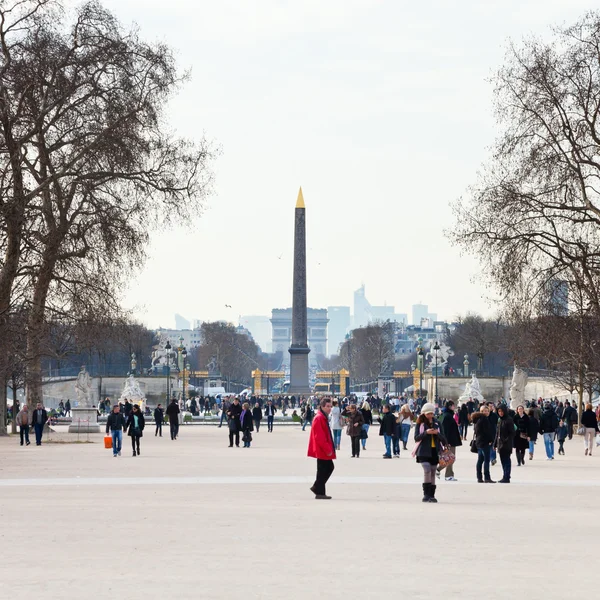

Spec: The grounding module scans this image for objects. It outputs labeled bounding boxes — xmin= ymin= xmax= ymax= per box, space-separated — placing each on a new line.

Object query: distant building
xmin=546 ymin=279 xmax=569 ymax=316
xmin=174 ymin=313 xmax=191 ymax=330
xmin=271 ymin=308 xmax=329 ymax=365
xmin=156 ymin=327 xmax=202 ymax=350
xmin=239 ymin=315 xmax=271 ymax=352
xmin=327 ymin=306 xmax=351 ymax=356
xmin=353 ymin=285 xmax=371 ymax=328
xmin=411 ymin=304 xmax=428 ymax=326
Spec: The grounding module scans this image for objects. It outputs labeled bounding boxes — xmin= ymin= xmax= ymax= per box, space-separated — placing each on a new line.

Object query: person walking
xmin=301 ymin=402 xmax=314 ymax=431
xmin=342 ymin=403 xmax=365 ymax=458
xmin=241 ymin=402 xmax=254 ymax=448
xmin=378 ymin=404 xmax=396 ymax=459
xmin=437 ymin=400 xmax=461 ymax=481
xmin=412 ymin=403 xmax=447 ymax=503
xmin=227 ymin=397 xmax=242 ymax=447
xmin=557 ymin=419 xmax=568 ymax=455
xmin=526 ymin=408 xmax=539 ymax=460
xmin=539 ymin=402 xmax=559 ymax=460
xmin=581 ymin=403 xmax=599 ymax=456
xmin=166 ymin=399 xmax=180 ymax=441
xmin=252 ymin=402 xmax=263 ymax=433
xmin=513 ymin=405 xmax=530 ymax=466
xmin=154 ymin=404 xmax=164 ymax=437
xmin=399 ymin=404 xmax=414 ymax=450
xmin=494 ymin=405 xmax=514 ymax=483
xmin=562 ymin=401 xmax=577 ymax=440
xmin=472 ymin=406 xmax=496 ymax=483
xmin=16 ymin=405 xmax=31 ymax=446
xmin=106 ymin=404 xmax=126 ymax=457
xmin=488 ymin=403 xmax=499 ymax=466
xmin=329 ymin=399 xmax=343 ymax=451
xmin=458 ymin=403 xmax=470 ymax=440
xmin=359 ymin=401 xmax=373 ymax=451
xmin=126 ymin=404 xmax=145 ymax=457
xmin=64 ymin=399 xmax=71 ymax=418
xmin=32 ymin=403 xmax=48 ymax=446
xmin=308 ymin=398 xmax=336 ymax=499
xmin=264 ymin=400 xmax=276 ymax=432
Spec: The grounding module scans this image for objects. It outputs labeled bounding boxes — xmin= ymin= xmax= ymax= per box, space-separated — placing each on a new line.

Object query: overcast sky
xmin=95 ymin=0 xmax=592 ymax=329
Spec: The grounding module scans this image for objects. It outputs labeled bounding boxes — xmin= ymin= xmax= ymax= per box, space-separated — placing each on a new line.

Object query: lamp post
xmin=433 ymin=341 xmax=440 ymax=405
xmin=417 ymin=338 xmax=424 ymax=400
xmin=165 ymin=341 xmax=171 ymax=403
xmin=182 ymin=348 xmax=188 ymax=406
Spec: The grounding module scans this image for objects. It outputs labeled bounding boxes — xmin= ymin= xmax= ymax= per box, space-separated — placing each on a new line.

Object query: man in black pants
xmin=154 ymin=403 xmax=164 ymax=437
xmin=166 ymin=399 xmax=180 ymax=440
xmin=563 ymin=401 xmax=577 ymax=440
xmin=264 ymin=400 xmax=276 ymax=432
xmin=308 ymin=398 xmax=336 ymax=499
xmin=227 ymin=397 xmax=242 ymax=447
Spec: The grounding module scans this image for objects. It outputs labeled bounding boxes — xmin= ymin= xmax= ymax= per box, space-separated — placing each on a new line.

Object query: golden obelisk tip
xmin=296 ymin=186 xmax=305 ymax=209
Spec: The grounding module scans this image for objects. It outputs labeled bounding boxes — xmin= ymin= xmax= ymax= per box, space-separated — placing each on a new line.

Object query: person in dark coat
xmin=539 ymin=402 xmax=560 ymax=459
xmin=341 ymin=404 xmax=365 ymax=458
xmin=487 ymin=403 xmax=499 ymax=466
xmin=437 ymin=400 xmax=462 ymax=481
xmin=472 ymin=407 xmax=495 ymax=483
xmin=377 ymin=404 xmax=396 ymax=459
xmin=252 ymin=402 xmax=263 ymax=433
xmin=562 ymin=401 xmax=577 ymax=440
xmin=240 ymin=402 xmax=254 ymax=448
xmin=125 ymin=404 xmax=145 ymax=457
xmin=31 ymin=403 xmax=48 ymax=446
xmin=458 ymin=403 xmax=470 ymax=440
xmin=227 ymin=397 xmax=243 ymax=447
xmin=494 ymin=405 xmax=514 ymax=483
xmin=527 ymin=408 xmax=539 ymax=460
xmin=556 ymin=419 xmax=568 ymax=455
xmin=513 ymin=405 xmax=530 ymax=466
xmin=166 ymin=399 xmax=180 ymax=441
xmin=413 ymin=403 xmax=447 ymax=503
xmin=154 ymin=404 xmax=164 ymax=437
xmin=581 ymin=403 xmax=599 ymax=456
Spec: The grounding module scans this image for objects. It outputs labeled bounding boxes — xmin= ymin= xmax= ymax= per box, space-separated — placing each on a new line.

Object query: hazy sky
xmin=95 ymin=0 xmax=592 ymax=329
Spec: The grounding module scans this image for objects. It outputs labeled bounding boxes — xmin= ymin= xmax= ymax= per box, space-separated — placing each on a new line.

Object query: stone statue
xmin=119 ymin=374 xmax=146 ymax=406
xmin=509 ymin=364 xmax=528 ymax=410
xmin=75 ymin=365 xmax=92 ymax=407
xmin=207 ymin=356 xmax=219 ymax=376
xmin=458 ymin=373 xmax=485 ymax=405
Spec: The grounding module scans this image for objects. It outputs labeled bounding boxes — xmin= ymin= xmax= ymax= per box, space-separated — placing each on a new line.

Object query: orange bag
xmin=104 ymin=436 xmax=112 ymax=449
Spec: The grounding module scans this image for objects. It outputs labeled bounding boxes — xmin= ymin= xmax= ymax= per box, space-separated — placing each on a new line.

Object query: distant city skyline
xmin=113 ymin=0 xmax=593 ymax=331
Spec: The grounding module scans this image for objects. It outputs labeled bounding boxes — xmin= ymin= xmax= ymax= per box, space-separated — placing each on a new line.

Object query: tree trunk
xmin=0 ymin=378 xmax=7 ymax=436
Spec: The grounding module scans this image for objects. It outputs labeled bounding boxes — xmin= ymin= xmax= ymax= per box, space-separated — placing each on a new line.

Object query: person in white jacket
xmin=329 ymin=399 xmax=343 ymax=450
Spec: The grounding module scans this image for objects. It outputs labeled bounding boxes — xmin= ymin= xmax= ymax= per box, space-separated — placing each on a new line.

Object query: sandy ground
xmin=0 ymin=424 xmax=597 ymax=599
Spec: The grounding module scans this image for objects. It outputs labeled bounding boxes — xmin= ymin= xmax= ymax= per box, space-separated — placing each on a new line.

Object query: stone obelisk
xmin=288 ymin=187 xmax=311 ymax=395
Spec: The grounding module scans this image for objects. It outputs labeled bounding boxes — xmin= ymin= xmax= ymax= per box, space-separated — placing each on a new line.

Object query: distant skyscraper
xmin=546 ymin=279 xmax=569 ymax=316
xmin=412 ymin=304 xmax=428 ymax=326
xmin=239 ymin=315 xmax=272 ymax=352
xmin=328 ymin=306 xmax=351 ymax=356
xmin=174 ymin=313 xmax=191 ymax=330
xmin=353 ymin=285 xmax=371 ymax=328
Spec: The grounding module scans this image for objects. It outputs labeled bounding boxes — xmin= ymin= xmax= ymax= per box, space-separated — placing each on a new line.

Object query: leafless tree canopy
xmin=452 ymin=11 xmax=600 ymax=316
xmin=0 ymin=0 xmax=215 ymax=425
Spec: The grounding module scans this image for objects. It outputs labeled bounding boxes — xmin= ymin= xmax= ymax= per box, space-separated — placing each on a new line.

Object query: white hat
xmin=421 ymin=403 xmax=436 ymax=414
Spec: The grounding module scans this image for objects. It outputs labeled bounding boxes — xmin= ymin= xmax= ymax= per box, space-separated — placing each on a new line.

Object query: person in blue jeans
xmin=473 ymin=407 xmax=495 ymax=483
xmin=399 ymin=405 xmax=414 ymax=451
xmin=106 ymin=404 xmax=126 ymax=457
xmin=360 ymin=401 xmax=373 ymax=450
xmin=302 ymin=404 xmax=314 ymax=431
xmin=538 ymin=402 xmax=559 ymax=460
xmin=378 ymin=404 xmax=396 ymax=458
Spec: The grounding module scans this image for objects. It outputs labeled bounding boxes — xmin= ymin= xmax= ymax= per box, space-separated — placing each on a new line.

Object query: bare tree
xmin=0 ymin=1 xmax=213 ymax=405
xmin=452 ymin=11 xmax=600 ymax=318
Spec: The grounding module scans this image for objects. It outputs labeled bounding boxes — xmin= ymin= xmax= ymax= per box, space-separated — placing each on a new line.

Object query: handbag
xmin=438 ymin=446 xmax=456 ymax=469
xmin=360 ymin=428 xmax=368 ymax=440
xmin=470 ymin=439 xmax=478 ymax=454
xmin=519 ymin=432 xmax=528 ymax=440
xmin=577 ymin=426 xmax=585 ymax=435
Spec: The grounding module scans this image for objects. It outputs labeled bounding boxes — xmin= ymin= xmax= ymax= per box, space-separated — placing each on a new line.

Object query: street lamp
xmin=182 ymin=348 xmax=188 ymax=406
xmin=165 ymin=341 xmax=171 ymax=403
xmin=417 ymin=342 xmax=424 ymax=400
xmin=433 ymin=341 xmax=440 ymax=405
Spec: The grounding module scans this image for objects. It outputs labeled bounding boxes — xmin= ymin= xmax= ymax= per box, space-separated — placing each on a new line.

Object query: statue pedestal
xmin=68 ymin=407 xmax=101 ymax=433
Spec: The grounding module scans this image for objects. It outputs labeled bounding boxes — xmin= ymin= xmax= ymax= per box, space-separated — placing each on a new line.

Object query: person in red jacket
xmin=307 ymin=397 xmax=336 ymax=499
